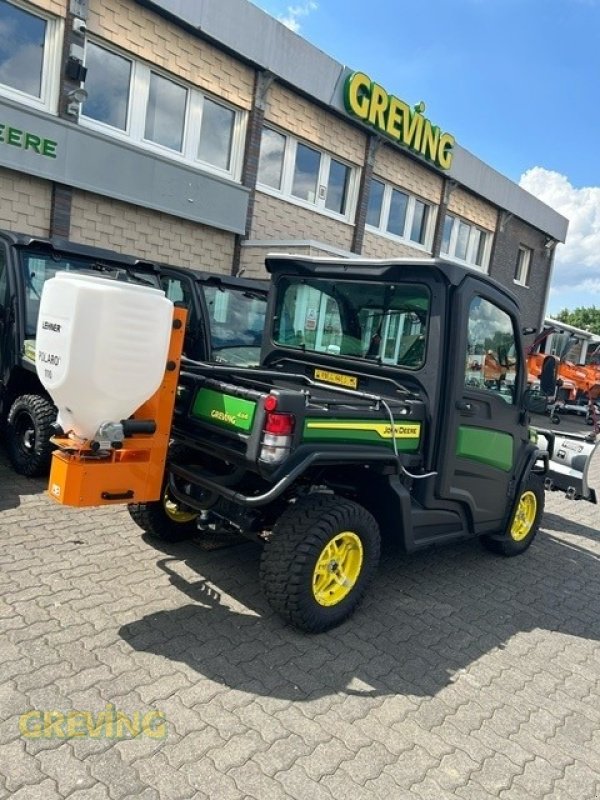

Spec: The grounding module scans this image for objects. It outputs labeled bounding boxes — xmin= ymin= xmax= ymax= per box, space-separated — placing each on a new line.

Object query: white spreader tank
xmin=35 ymin=272 xmax=174 ymax=440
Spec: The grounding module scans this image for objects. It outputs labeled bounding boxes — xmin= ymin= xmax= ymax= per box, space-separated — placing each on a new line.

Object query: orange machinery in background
xmin=527 ymin=351 xmax=600 ymax=401
xmin=47 ymin=307 xmax=186 ymax=508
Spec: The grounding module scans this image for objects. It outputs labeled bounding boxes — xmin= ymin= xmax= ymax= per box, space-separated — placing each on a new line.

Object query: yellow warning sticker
xmin=314 ymin=369 xmax=358 ymax=389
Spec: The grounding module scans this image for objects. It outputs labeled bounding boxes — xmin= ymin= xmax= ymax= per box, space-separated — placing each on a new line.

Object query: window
xmin=203 ymin=285 xmax=267 ymax=367
xmin=145 ymin=72 xmax=187 ymax=152
xmin=81 ymin=42 xmax=244 ymax=178
xmin=83 ymin=43 xmax=131 ymax=130
xmin=465 ymin=296 xmax=518 ymax=403
xmin=198 ymin=98 xmax=234 ymax=171
xmin=257 ymin=126 xmax=356 ymax=220
xmin=325 ymin=159 xmax=350 ymax=215
xmin=274 ymin=277 xmax=430 ymax=369
xmin=257 ymin=128 xmax=285 ymax=190
xmin=365 ymin=178 xmax=433 ymax=248
xmin=366 ymin=179 xmax=385 ymax=227
xmin=515 ymin=246 xmax=532 ymax=286
xmin=441 ymin=214 xmax=491 ymax=270
xmin=387 ymin=189 xmax=409 ymax=237
xmin=292 ymin=143 xmax=320 ymax=202
xmin=0 ymin=0 xmax=60 ymax=110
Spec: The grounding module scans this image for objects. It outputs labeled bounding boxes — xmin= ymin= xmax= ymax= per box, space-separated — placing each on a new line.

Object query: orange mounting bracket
xmin=47 ymin=307 xmax=187 ymax=508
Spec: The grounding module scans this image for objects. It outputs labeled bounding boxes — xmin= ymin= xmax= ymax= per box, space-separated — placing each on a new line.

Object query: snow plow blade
xmin=536 ymin=429 xmax=598 ymax=503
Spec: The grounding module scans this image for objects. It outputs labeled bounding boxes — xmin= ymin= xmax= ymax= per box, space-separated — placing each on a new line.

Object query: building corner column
xmin=232 ymin=70 xmax=274 ymax=276
xmin=350 ymin=135 xmax=380 ymax=255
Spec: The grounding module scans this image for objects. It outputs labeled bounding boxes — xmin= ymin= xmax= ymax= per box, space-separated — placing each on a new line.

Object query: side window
xmin=160 ymin=276 xmax=198 ymax=357
xmin=161 ymin=276 xmax=189 ymax=306
xmin=465 ymin=297 xmax=518 ymax=403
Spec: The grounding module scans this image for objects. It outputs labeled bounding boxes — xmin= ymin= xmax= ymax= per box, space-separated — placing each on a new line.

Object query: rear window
xmin=273 ymin=277 xmax=430 ymax=369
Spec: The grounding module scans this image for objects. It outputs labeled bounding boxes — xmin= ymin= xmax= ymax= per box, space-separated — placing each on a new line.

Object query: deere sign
xmin=0 ymin=122 xmax=57 ymax=158
xmin=344 ymin=72 xmax=455 ymax=170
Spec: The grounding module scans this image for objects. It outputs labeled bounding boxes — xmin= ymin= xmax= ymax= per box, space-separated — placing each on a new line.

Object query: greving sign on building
xmin=344 ymin=72 xmax=455 ymax=170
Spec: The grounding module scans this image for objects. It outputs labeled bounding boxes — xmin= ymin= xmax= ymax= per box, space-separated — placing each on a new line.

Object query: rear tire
xmin=481 ymin=473 xmax=544 ymax=556
xmin=128 ymin=482 xmax=199 ymax=542
xmin=5 ymin=394 xmax=56 ymax=477
xmin=260 ymin=494 xmax=380 ymax=633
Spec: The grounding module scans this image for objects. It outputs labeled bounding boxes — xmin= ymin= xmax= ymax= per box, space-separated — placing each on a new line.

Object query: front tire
xmin=481 ymin=473 xmax=544 ymax=556
xmin=5 ymin=394 xmax=56 ymax=477
xmin=260 ymin=494 xmax=380 ymax=633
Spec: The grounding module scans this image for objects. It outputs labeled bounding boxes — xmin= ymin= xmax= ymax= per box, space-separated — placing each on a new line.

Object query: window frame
xmin=441 ymin=213 xmax=492 ymax=272
xmin=365 ymin=177 xmax=435 ymax=251
xmin=79 ymin=39 xmax=246 ymax=181
xmin=256 ymin=124 xmax=359 ymax=223
xmin=514 ymin=245 xmax=532 ymax=287
xmin=0 ymin=0 xmax=62 ymax=112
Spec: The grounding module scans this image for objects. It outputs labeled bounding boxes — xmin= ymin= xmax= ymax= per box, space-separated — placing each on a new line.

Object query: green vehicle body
xmin=129 ymin=255 xmax=575 ymax=631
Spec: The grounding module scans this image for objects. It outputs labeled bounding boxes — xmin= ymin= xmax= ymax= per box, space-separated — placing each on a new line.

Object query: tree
xmin=554 ymin=306 xmax=600 ymax=335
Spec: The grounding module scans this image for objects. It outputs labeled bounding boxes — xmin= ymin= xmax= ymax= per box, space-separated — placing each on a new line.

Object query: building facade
xmin=1 ymin=0 xmax=568 ymax=329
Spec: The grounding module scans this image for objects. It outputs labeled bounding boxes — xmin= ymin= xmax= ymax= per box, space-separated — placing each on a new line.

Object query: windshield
xmin=273 ymin=277 xmax=430 ymax=368
xmin=20 ymin=252 xmax=159 ymax=337
xmin=203 ymin=284 xmax=267 ymax=367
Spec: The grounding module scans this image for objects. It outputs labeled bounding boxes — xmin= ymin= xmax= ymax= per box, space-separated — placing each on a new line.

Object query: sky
xmin=252 ymin=0 xmax=600 ymax=315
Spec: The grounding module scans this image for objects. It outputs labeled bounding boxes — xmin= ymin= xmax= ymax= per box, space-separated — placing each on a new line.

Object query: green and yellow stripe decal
xmin=303 ymin=419 xmax=421 ymax=451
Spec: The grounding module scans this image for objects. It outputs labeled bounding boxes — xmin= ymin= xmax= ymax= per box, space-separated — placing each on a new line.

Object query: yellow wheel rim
xmin=312 ymin=531 xmax=364 ymax=607
xmin=163 ymin=489 xmax=198 ymax=524
xmin=510 ymin=490 xmax=537 ymax=541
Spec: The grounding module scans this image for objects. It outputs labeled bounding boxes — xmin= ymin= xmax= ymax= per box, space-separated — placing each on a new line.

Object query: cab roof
xmin=265 ymin=253 xmax=519 ymax=306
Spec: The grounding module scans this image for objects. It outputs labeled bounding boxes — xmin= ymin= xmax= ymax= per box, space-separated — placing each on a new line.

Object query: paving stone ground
xmin=0 ymin=427 xmax=599 ymax=800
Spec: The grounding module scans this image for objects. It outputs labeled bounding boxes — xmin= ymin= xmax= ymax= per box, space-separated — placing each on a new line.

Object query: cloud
xmin=519 ymin=167 xmax=600 ymax=299
xmin=278 ymin=1 xmax=318 ymax=32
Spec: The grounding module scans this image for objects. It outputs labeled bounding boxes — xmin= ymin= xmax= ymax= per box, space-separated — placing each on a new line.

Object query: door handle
xmin=456 ymin=400 xmax=476 ymax=415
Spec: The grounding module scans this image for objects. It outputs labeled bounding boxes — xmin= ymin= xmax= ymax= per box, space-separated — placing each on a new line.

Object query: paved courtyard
xmin=0 ymin=434 xmax=599 ymax=800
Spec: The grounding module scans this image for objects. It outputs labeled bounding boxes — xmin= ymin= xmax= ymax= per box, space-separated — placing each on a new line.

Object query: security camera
xmin=72 ymin=17 xmax=87 ymax=35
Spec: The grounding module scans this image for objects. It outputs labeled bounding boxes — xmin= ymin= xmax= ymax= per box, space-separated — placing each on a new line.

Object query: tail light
xmin=260 ymin=410 xmax=295 ymax=464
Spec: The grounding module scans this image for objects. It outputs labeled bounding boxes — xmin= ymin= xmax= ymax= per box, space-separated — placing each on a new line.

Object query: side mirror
xmin=539 ymin=355 xmax=558 ymax=396
xmin=523 ymin=388 xmax=549 ymax=414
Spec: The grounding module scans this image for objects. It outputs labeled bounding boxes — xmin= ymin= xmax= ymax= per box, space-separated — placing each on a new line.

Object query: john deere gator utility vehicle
xmin=0 ymin=230 xmax=266 ymax=476
xmin=126 ymin=255 xmax=593 ymax=633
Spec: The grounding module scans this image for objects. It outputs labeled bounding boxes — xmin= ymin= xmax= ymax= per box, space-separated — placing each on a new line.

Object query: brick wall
xmin=251 ymin=192 xmax=354 ymax=250
xmin=29 ymin=0 xmax=64 ymax=17
xmin=447 ymin=187 xmax=497 ymax=232
xmin=0 ymin=169 xmax=52 ymax=235
xmin=489 ymin=213 xmax=549 ymax=330
xmin=361 ymin=231 xmax=431 ymax=260
xmin=239 ymin=244 xmax=313 ymax=279
xmin=70 ymin=190 xmax=234 ymax=272
xmin=265 ymin=83 xmax=365 ymax=164
xmin=87 ymin=0 xmax=254 ymax=108
xmin=373 ymin=145 xmax=443 ymax=205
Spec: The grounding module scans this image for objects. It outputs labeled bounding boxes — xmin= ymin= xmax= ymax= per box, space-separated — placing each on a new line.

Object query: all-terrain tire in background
xmin=127 ymin=488 xmax=199 ymax=543
xmin=128 ymin=445 xmax=200 ymax=542
xmin=481 ymin=473 xmax=545 ymax=557
xmin=260 ymin=494 xmax=381 ymax=633
xmin=5 ymin=394 xmax=56 ymax=477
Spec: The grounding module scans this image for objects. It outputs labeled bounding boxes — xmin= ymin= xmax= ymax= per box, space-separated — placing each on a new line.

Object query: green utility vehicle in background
xmin=128 ymin=255 xmax=591 ymax=633
xmin=0 ymin=230 xmax=267 ymax=477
